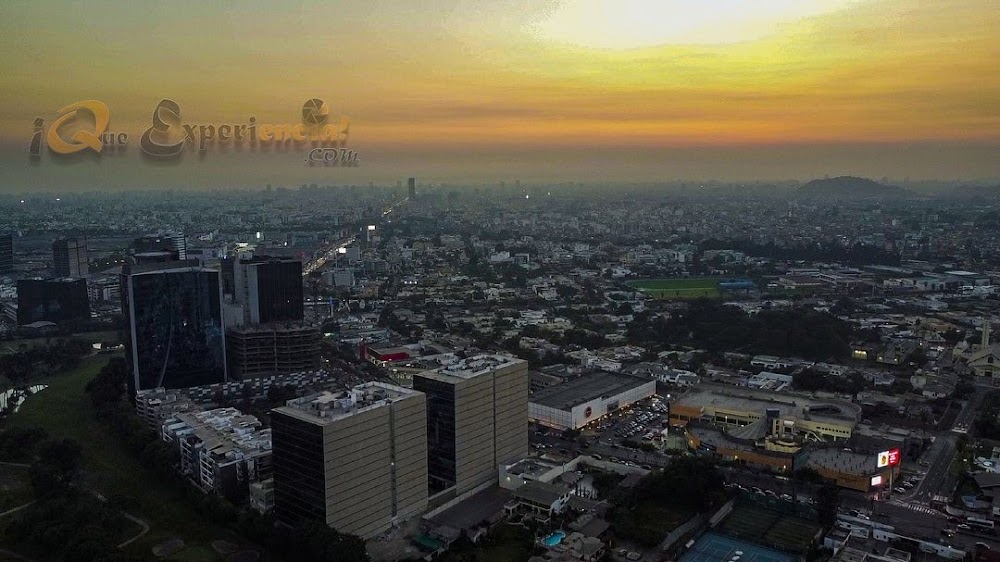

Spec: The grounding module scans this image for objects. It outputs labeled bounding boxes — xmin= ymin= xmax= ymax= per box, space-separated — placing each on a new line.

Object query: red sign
xmin=584 ymin=406 xmax=593 ymax=418
xmin=877 ymin=448 xmax=901 ymax=468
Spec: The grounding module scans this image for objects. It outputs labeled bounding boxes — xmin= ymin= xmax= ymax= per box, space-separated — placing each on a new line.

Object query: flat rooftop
xmin=675 ymin=383 xmax=861 ymax=423
xmin=274 ymin=382 xmax=418 ymax=424
xmin=530 ymin=371 xmax=653 ymax=411
xmin=417 ymin=354 xmax=524 ymax=384
xmin=804 ymin=448 xmax=879 ymax=475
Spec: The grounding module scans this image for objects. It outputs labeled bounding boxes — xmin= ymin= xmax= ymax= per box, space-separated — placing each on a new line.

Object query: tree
xmin=816 ymin=482 xmax=840 ymax=527
xmin=30 ymin=438 xmax=83 ymax=494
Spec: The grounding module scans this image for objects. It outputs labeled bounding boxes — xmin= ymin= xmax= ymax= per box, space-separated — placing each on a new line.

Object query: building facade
xmin=52 ymin=237 xmax=88 ymax=277
xmin=226 ymin=323 xmax=320 ymax=380
xmin=0 ymin=232 xmax=12 ymax=274
xmin=229 ymin=253 xmax=304 ymax=325
xmin=123 ymin=265 xmax=227 ymax=393
xmin=412 ymin=355 xmax=529 ymax=497
xmin=16 ymin=278 xmax=90 ymax=326
xmin=528 ymin=372 xmax=656 ymax=430
xmin=271 ymin=383 xmax=428 ymax=539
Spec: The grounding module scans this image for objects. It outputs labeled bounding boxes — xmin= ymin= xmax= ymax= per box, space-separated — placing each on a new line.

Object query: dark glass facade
xmin=412 ymin=377 xmax=456 ymax=493
xmin=16 ymin=278 xmax=90 ymax=325
xmin=246 ymin=258 xmax=304 ymax=324
xmin=125 ymin=268 xmax=226 ymax=392
xmin=0 ymin=233 xmax=12 ymax=274
xmin=271 ymin=411 xmax=327 ymax=525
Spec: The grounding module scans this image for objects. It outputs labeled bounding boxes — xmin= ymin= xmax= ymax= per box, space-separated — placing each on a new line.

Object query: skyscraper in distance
xmin=16 ymin=278 xmax=90 ymax=325
xmin=0 ymin=233 xmax=12 ymax=274
xmin=122 ymin=264 xmax=226 ymax=394
xmin=133 ymin=231 xmax=187 ymax=261
xmin=52 ymin=237 xmax=89 ymax=277
xmin=408 ymin=177 xmax=416 ymax=199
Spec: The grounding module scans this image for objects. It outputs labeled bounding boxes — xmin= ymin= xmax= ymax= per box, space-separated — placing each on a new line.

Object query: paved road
xmin=907 ymin=433 xmax=956 ymax=503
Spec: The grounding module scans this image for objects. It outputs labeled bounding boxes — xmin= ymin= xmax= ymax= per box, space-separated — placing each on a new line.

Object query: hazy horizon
xmin=2 ymin=0 xmax=998 ymax=191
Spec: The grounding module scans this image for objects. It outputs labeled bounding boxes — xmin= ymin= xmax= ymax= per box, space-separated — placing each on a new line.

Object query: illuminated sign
xmin=870 ymin=475 xmax=883 ymax=487
xmin=877 ymin=448 xmax=901 ymax=468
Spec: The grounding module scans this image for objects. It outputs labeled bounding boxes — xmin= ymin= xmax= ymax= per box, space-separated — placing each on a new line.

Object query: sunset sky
xmin=0 ymin=0 xmax=998 ymax=191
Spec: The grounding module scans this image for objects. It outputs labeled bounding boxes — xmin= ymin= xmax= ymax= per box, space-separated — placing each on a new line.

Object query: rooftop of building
xmin=529 ymin=371 xmax=654 ymax=411
xmin=504 ymin=457 xmax=562 ymax=480
xmin=416 ymin=354 xmax=524 ymax=384
xmin=227 ymin=322 xmax=318 ymax=334
xmin=164 ymin=407 xmax=272 ymax=460
xmin=804 ymin=447 xmax=880 ymax=475
xmin=674 ymin=383 xmax=861 ymax=423
xmin=274 ymin=381 xmax=419 ymax=424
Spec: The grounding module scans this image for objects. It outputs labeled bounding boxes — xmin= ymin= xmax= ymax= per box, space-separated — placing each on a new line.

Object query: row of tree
xmin=628 ymin=300 xmax=854 ymax=360
xmin=0 ymin=338 xmax=92 ymax=386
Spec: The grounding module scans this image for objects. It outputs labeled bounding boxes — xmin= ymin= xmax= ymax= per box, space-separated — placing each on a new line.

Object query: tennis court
xmin=678 ymin=532 xmax=796 ymax=562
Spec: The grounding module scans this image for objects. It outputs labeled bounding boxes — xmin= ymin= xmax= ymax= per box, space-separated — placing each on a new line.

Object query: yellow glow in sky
xmin=533 ymin=0 xmax=860 ymax=48
xmin=0 ymin=0 xmax=997 ymax=188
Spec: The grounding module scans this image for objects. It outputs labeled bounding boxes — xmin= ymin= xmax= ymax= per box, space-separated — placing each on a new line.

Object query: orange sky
xmin=0 ymin=0 xmax=997 ymax=190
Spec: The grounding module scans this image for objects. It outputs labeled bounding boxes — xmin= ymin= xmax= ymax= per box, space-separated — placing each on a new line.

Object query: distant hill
xmin=796 ymin=176 xmax=910 ymax=199
xmin=938 ymin=184 xmax=1000 ymax=200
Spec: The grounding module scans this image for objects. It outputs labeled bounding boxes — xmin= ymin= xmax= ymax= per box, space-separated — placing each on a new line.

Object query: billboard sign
xmin=877 ymin=448 xmax=900 ymax=468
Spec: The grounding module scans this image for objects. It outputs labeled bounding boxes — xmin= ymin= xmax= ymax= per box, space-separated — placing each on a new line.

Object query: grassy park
xmin=1 ymin=353 xmax=247 ymax=561
xmin=629 ymin=278 xmax=722 ymax=299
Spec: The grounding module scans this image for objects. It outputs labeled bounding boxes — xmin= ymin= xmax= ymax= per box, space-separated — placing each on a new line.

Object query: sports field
xmin=679 ymin=531 xmax=795 ymax=562
xmin=717 ymin=505 xmax=819 ymax=554
xmin=629 ymin=278 xmax=721 ymax=299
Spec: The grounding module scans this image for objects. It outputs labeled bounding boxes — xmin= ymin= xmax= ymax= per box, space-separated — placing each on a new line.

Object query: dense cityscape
xmin=3 ymin=0 xmax=1000 ymax=561
xmin=0 ymin=178 xmax=999 ymax=562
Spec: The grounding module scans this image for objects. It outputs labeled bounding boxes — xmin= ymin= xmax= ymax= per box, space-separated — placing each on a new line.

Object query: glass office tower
xmin=124 ymin=266 xmax=226 ymax=393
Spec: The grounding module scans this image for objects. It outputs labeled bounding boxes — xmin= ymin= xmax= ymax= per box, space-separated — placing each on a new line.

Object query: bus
xmin=966 ymin=517 xmax=995 ymax=534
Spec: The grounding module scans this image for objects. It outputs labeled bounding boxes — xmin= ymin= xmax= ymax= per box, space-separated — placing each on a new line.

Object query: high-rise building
xmin=412 ymin=355 xmax=529 ymax=497
xmin=408 ymin=177 xmax=416 ymax=199
xmin=271 ymin=383 xmax=428 ymax=538
xmin=52 ymin=237 xmax=89 ymax=277
xmin=16 ymin=278 xmax=90 ymax=326
xmin=134 ymin=231 xmax=187 ymax=261
xmin=231 ymin=254 xmax=303 ymax=324
xmin=0 ymin=232 xmax=12 ymax=274
xmin=122 ymin=264 xmax=226 ymax=394
xmin=226 ymin=323 xmax=320 ymax=380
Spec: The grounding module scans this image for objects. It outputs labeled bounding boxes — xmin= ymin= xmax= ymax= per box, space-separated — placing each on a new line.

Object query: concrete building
xmin=670 ymin=383 xmax=860 ymax=443
xmin=226 ymin=323 xmax=320 ymax=380
xmin=413 ymin=355 xmax=529 ymax=498
xmin=798 ymin=447 xmax=900 ymax=493
xmin=528 ymin=372 xmax=656 ymax=430
xmin=160 ymin=407 xmax=272 ymax=502
xmin=271 ymin=383 xmax=428 ymax=539
xmin=969 ymin=321 xmax=1000 ymax=380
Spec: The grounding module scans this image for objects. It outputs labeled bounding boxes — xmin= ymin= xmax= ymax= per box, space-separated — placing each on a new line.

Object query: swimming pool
xmin=542 ymin=530 xmax=566 ymax=547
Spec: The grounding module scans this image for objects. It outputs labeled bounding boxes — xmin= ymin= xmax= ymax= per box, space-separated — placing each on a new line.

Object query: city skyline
xmin=1 ymin=0 xmax=998 ymax=191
